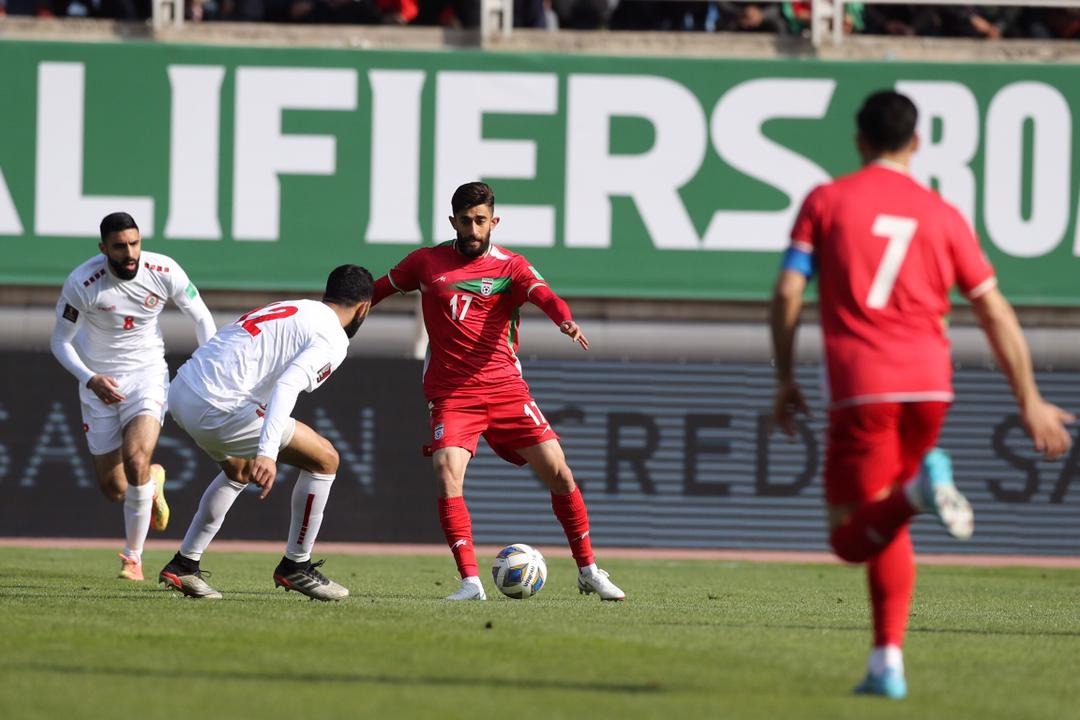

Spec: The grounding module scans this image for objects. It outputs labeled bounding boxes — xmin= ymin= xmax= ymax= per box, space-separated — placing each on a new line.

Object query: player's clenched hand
xmin=771 ymin=381 xmax=809 ymax=437
xmin=249 ymin=455 xmax=277 ymax=499
xmin=560 ymin=321 xmax=589 ymax=351
xmin=1020 ymin=399 xmax=1075 ymax=460
xmin=87 ymin=374 xmax=125 ymax=405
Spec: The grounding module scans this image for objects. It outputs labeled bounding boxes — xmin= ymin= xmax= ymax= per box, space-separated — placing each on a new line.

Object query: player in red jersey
xmin=770 ymin=90 xmax=1073 ymax=699
xmin=371 ymin=181 xmax=625 ymax=601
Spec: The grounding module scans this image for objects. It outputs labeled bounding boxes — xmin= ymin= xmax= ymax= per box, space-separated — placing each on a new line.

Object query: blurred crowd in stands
xmin=1 ymin=0 xmax=1078 ymax=39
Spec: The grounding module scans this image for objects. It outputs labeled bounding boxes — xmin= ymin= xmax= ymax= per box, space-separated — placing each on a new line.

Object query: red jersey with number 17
xmin=789 ymin=162 xmax=997 ymax=407
xmin=387 ymin=241 xmax=550 ymax=400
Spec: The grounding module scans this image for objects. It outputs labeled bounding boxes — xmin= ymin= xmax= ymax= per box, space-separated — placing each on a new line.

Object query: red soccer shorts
xmin=824 ymin=401 xmax=950 ymax=506
xmin=428 ymin=384 xmax=560 ymax=466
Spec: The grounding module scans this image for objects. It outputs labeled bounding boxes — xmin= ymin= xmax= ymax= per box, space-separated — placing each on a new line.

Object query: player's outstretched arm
xmin=529 ymin=285 xmax=588 ymax=350
xmin=371 ymin=275 xmax=402 ymax=307
xmin=769 ymin=268 xmax=810 ymax=436
xmin=178 ymin=293 xmax=216 ymax=347
xmin=971 ymin=287 xmax=1075 ymax=459
xmin=182 ymin=294 xmax=217 ymax=346
xmin=169 ymin=268 xmax=217 ymax=345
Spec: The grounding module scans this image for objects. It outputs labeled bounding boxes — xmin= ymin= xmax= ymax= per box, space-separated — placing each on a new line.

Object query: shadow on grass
xmin=6 ymin=662 xmax=666 ymax=694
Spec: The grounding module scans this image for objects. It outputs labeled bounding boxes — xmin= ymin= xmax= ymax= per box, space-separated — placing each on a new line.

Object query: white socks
xmin=176 ymin=469 xmax=336 ymax=563
xmin=181 ymin=472 xmax=246 ymax=561
xmin=579 ymin=563 xmax=598 ymax=576
xmin=869 ymin=645 xmax=905 ymax=676
xmin=285 ymin=471 xmax=335 ymax=563
xmin=123 ymin=481 xmax=156 ymax=561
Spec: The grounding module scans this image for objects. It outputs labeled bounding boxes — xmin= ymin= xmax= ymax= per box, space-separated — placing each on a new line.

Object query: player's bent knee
xmin=122 ymin=452 xmax=151 ymax=482
xmin=310 ymin=442 xmax=339 ymax=475
xmin=320 ymin=455 xmax=339 ymax=476
xmin=829 ymin=527 xmax=873 ymax=564
xmin=221 ymin=459 xmax=251 ymax=485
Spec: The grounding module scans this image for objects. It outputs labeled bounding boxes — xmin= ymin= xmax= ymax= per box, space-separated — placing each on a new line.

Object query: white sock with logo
xmin=579 ymin=563 xmax=598 ymax=576
xmin=180 ymin=472 xmax=246 ymax=561
xmin=868 ymin=645 xmax=904 ymax=676
xmin=123 ymin=481 xmax=156 ymax=561
xmin=285 ymin=471 xmax=335 ymax=563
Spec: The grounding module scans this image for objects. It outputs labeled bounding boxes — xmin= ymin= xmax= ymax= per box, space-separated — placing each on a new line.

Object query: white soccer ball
xmin=491 ymin=543 xmax=547 ymax=599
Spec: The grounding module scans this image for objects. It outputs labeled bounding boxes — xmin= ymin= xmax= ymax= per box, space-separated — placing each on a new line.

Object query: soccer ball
xmin=491 ymin=543 xmax=547 ymax=599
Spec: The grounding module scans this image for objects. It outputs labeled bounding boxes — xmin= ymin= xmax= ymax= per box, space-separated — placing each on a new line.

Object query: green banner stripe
xmin=0 ymin=39 xmax=1077 ymax=305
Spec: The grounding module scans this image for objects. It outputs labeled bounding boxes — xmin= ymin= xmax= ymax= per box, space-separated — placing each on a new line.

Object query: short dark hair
xmin=856 ymin=91 xmax=918 ymax=153
xmin=324 ymin=264 xmax=374 ymax=306
xmin=451 ymin=182 xmax=495 ymax=215
xmin=99 ymin=212 xmax=139 ymax=241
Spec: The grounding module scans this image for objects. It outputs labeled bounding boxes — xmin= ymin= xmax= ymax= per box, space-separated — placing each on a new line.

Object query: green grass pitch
xmin=1 ymin=548 xmax=1077 ymax=720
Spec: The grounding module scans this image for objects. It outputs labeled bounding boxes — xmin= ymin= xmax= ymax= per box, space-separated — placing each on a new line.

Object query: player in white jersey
xmin=159 ymin=264 xmax=373 ymax=601
xmin=50 ymin=212 xmax=216 ymax=581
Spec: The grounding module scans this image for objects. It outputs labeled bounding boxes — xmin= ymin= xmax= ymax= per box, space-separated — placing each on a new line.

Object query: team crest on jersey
xmin=480 ymin=278 xmax=494 ymax=296
xmin=434 ymin=423 xmax=445 ymax=440
xmin=317 ymin=363 xmax=333 ymax=383
xmin=143 ymin=293 xmax=161 ymax=309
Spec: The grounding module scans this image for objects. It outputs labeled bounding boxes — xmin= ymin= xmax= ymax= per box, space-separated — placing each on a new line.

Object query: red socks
xmin=551 ymin=487 xmax=595 ymax=568
xmin=438 ymin=496 xmax=477 ymax=578
xmin=441 ymin=489 xmax=595 ymax=576
xmin=868 ymin=527 xmax=915 ymax=647
xmin=829 ymin=487 xmax=916 ymax=563
xmin=828 ymin=491 xmax=917 ymax=649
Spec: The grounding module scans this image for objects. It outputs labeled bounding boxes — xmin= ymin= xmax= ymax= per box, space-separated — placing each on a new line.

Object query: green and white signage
xmin=1 ymin=40 xmax=1078 ymax=301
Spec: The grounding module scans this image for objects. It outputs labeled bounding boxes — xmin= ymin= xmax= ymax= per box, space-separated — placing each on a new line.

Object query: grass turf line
xmin=0 ymin=548 xmax=1077 ymax=720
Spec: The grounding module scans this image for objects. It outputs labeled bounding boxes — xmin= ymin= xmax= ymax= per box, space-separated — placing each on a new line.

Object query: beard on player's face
xmin=456 ymin=231 xmax=490 ymax=259
xmin=344 ymin=310 xmax=367 ymax=339
xmin=108 ymin=254 xmax=140 ymax=280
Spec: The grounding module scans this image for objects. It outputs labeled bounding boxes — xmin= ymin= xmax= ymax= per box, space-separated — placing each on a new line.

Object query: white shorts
xmin=168 ymin=375 xmax=297 ymax=463
xmin=79 ymin=367 xmax=168 ymax=456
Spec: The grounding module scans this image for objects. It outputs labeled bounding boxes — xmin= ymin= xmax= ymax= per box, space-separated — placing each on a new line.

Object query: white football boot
xmin=577 ymin=568 xmax=626 ymax=601
xmin=445 ymin=576 xmax=487 ymax=601
xmin=911 ymin=449 xmax=974 ymax=541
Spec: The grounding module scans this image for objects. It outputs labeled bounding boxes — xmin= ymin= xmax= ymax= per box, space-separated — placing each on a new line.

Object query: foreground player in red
xmin=372 ymin=181 xmax=625 ymax=601
xmin=770 ymin=90 xmax=1073 ymax=699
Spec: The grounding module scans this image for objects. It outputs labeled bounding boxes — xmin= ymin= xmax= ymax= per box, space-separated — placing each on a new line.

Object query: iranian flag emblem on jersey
xmin=480 ymin=278 xmax=494 ymax=296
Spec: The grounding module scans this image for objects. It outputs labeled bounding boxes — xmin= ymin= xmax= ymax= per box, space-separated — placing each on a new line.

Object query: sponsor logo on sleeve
xmin=184 ymin=282 xmax=198 ymax=300
xmin=316 ymin=363 xmax=333 ymax=383
xmin=62 ymin=304 xmax=79 ymax=323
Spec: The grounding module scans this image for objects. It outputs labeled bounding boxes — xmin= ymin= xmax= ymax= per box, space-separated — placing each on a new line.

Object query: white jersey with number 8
xmin=56 ymin=251 xmax=202 ymax=378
